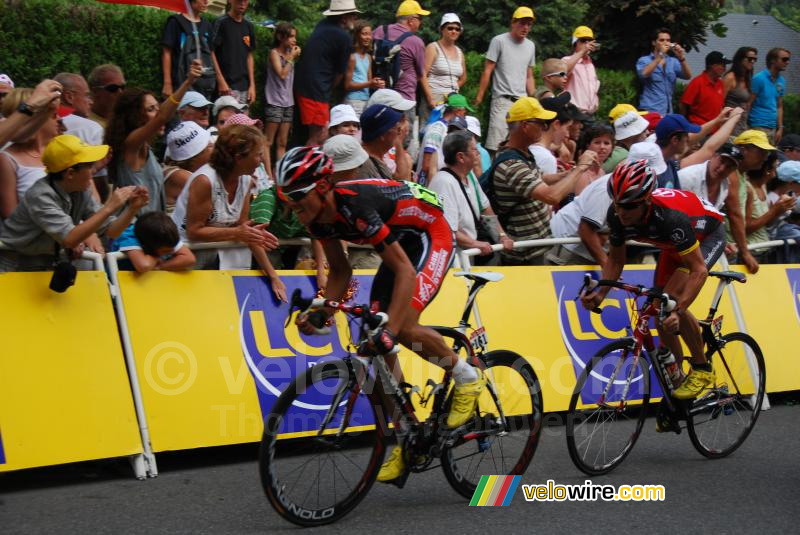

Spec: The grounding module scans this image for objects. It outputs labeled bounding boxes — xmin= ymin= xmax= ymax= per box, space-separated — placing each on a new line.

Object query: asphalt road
xmin=2 ymin=402 xmax=798 ymax=534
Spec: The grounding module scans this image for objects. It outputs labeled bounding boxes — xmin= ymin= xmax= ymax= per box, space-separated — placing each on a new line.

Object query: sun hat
xmin=505 ymin=97 xmax=556 ymax=123
xmin=512 ymin=6 xmax=535 ymax=21
xmin=397 ymin=0 xmax=430 ymax=17
xmin=212 ymin=95 xmax=246 ymax=116
xmin=165 ymin=121 xmax=211 ymax=161
xmin=366 ymin=88 xmax=416 ymax=111
xmin=323 ymin=134 xmax=369 ymax=172
xmin=777 ymin=161 xmax=800 ymax=183
xmin=613 ymin=111 xmax=649 ymax=141
xmin=608 ymin=103 xmax=646 ymax=122
xmin=626 ymin=141 xmax=667 ymax=174
xmin=733 ymin=130 xmax=777 ymax=151
xmin=440 ymin=13 xmax=461 ymax=28
xmin=329 ymin=104 xmax=360 ymax=128
xmin=572 ymin=26 xmax=594 ymax=44
xmin=323 ymin=0 xmax=361 ymax=17
xmin=224 ymin=113 xmax=262 ymax=128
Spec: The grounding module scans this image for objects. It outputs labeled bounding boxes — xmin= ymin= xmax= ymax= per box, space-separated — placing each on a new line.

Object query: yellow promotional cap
xmin=733 ymin=130 xmax=777 ymax=151
xmin=396 ymin=0 xmax=430 ymax=17
xmin=512 ymin=6 xmax=535 ymax=21
xmin=506 ymin=97 xmax=556 ymax=123
xmin=608 ymin=103 xmax=647 ymax=121
xmin=42 ymin=135 xmax=109 ymax=173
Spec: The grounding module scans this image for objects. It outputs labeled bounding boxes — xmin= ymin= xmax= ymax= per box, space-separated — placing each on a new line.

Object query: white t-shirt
xmin=529 ymin=144 xmax=557 ymax=174
xmin=678 ymin=161 xmax=729 ymax=211
xmin=417 ymin=119 xmax=448 ymax=179
xmin=429 ymin=168 xmax=489 ymax=241
xmin=550 ymin=173 xmax=611 ymax=259
xmin=62 ymin=114 xmax=107 ymax=177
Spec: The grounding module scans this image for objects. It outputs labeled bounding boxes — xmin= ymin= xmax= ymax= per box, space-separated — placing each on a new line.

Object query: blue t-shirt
xmin=346 ymin=52 xmax=370 ymax=101
xmin=111 ymin=224 xmax=182 ymax=261
xmin=749 ymin=69 xmax=785 ymax=129
xmin=636 ymin=54 xmax=687 ymax=115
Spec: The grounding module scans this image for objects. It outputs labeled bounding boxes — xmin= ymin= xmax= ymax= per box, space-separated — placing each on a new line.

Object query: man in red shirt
xmin=679 ymin=51 xmax=731 ymax=125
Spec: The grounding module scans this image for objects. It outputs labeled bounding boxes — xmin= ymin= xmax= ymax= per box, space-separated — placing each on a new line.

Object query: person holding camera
xmin=636 ymin=28 xmax=692 ymax=115
xmin=561 ymin=26 xmax=600 ymax=115
xmin=0 ymin=135 xmax=148 ymax=272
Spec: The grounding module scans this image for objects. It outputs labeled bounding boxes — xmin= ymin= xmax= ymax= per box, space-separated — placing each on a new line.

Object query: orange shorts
xmin=296 ymin=95 xmax=329 ymax=127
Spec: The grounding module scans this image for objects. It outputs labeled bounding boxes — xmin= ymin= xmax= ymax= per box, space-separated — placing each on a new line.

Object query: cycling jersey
xmin=607 ymin=188 xmax=724 ymax=255
xmin=307 ymin=179 xmax=454 ymax=313
xmin=607 ymin=188 xmax=726 ymax=287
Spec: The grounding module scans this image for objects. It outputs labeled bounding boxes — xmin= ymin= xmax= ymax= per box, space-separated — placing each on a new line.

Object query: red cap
xmin=643 ymin=111 xmax=662 ymax=131
xmin=56 ymin=105 xmax=75 ymax=118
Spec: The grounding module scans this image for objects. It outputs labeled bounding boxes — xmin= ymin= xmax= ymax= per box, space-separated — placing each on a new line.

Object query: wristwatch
xmin=17 ymin=102 xmax=35 ymax=116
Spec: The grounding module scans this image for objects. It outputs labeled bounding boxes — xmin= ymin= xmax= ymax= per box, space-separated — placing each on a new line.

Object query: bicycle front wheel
xmin=566 ymin=339 xmax=650 ymax=475
xmin=441 ymin=350 xmax=543 ymax=499
xmin=259 ymin=359 xmax=387 ymax=527
xmin=687 ymin=332 xmax=766 ymax=458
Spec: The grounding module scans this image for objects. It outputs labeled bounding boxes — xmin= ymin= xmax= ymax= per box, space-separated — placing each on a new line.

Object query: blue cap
xmin=361 ymin=104 xmax=404 ymax=142
xmin=178 ymin=91 xmax=213 ymax=109
xmin=777 ymin=161 xmax=800 ymax=183
xmin=448 ymin=116 xmax=468 ymax=131
xmin=655 ymin=113 xmax=701 ymax=141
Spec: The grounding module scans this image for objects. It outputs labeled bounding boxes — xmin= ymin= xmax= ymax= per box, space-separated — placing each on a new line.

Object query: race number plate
xmin=470 ymin=326 xmax=488 ymax=352
xmin=711 ymin=315 xmax=724 ymax=336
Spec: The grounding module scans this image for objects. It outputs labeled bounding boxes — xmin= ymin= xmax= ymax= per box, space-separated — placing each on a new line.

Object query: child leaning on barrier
xmin=111 ymin=211 xmax=195 ymax=273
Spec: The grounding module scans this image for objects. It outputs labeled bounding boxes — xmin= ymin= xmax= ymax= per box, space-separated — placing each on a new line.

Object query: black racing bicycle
xmin=566 ymin=271 xmax=766 ymax=475
xmin=259 ymin=271 xmax=542 ymax=526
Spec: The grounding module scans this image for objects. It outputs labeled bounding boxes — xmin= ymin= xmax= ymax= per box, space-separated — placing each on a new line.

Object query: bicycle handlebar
xmin=286 ymin=289 xmax=386 ymax=330
xmin=577 ymin=273 xmax=677 ymax=318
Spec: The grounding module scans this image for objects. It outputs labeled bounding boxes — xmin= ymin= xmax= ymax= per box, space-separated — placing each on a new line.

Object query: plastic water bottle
xmin=655 ymin=347 xmax=685 ymax=388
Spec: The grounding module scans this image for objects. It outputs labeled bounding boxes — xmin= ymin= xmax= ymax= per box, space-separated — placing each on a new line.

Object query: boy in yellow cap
xmin=0 ymin=135 xmax=149 ymax=271
xmin=562 ymin=26 xmax=600 ymax=114
xmin=475 ymin=6 xmax=538 ymax=155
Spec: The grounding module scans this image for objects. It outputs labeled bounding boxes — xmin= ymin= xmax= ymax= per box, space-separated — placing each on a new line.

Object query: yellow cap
xmin=506 ymin=97 xmax=556 ymax=123
xmin=733 ymin=130 xmax=777 ymax=151
xmin=43 ymin=135 xmax=109 ymax=173
xmin=608 ymin=103 xmax=647 ymax=121
xmin=573 ymin=26 xmax=594 ymax=39
xmin=396 ymin=0 xmax=430 ymax=17
xmin=512 ymin=6 xmax=535 ymax=21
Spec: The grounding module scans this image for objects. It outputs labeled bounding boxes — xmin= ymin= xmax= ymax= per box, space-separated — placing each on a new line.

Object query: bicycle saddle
xmin=709 ymin=271 xmax=747 ymax=284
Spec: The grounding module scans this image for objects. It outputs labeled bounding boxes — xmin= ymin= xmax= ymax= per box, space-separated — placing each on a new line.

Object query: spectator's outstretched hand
xmin=128 ymin=186 xmax=150 ymax=210
xmin=28 ymin=79 xmax=63 ymax=112
xmin=187 ymin=59 xmax=204 ymax=83
xmin=270 ymin=276 xmax=288 ymax=303
xmin=237 ymin=220 xmax=279 ymax=250
xmin=577 ymin=149 xmax=600 ymax=172
xmin=106 ymin=186 xmax=138 ymax=212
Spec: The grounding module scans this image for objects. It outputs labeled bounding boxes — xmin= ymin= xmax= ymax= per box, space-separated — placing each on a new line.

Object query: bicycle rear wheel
xmin=259 ymin=359 xmax=387 ymax=527
xmin=687 ymin=332 xmax=766 ymax=458
xmin=441 ymin=350 xmax=543 ymax=499
xmin=566 ymin=339 xmax=650 ymax=475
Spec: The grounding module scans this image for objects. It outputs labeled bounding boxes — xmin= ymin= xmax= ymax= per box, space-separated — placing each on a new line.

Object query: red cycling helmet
xmin=275 ymin=146 xmax=334 ymax=201
xmin=608 ymin=159 xmax=657 ymax=204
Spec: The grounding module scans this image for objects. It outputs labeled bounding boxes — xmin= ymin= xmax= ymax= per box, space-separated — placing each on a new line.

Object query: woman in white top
xmin=0 ymin=88 xmax=59 ymax=221
xmin=421 ymin=13 xmax=467 ymax=124
xmin=171 ymin=124 xmax=286 ymax=301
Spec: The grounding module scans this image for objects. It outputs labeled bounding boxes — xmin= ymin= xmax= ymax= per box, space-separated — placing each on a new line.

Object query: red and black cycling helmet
xmin=275 ymin=146 xmax=334 ymax=201
xmin=608 ymin=159 xmax=657 ymax=204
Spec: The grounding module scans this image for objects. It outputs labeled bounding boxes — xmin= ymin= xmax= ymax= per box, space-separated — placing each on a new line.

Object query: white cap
xmin=626 ymin=141 xmax=667 ymax=174
xmin=613 ymin=111 xmax=649 ymax=141
xmin=323 ymin=134 xmax=369 ymax=172
xmin=440 ymin=13 xmax=461 ymax=27
xmin=165 ymin=121 xmax=211 ymax=161
xmin=466 ymin=116 xmax=481 ymax=138
xmin=329 ymin=104 xmax=360 ymax=128
xmin=179 ymin=91 xmax=213 ymax=110
xmin=0 ymin=74 xmax=14 ymax=88
xmin=366 ymin=88 xmax=416 ymax=111
xmin=213 ymin=95 xmax=246 ymax=116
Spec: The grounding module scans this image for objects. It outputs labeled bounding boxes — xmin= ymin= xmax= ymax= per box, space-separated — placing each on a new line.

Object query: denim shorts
xmin=265 ymin=104 xmax=293 ymax=123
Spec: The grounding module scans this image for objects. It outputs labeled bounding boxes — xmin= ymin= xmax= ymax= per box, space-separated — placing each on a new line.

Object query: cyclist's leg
xmin=653 ymin=252 xmax=690 ymax=361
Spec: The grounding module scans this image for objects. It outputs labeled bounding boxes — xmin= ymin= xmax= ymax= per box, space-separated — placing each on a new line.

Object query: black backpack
xmin=477 ymin=147 xmax=530 ymax=227
xmin=372 ymin=24 xmax=413 ymax=89
xmin=173 ymin=15 xmax=216 ymax=98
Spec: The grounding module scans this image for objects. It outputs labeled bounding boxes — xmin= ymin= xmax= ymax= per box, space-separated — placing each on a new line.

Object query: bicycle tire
xmin=687 ymin=331 xmax=766 ymax=459
xmin=259 ymin=359 xmax=387 ymax=527
xmin=441 ymin=349 xmax=543 ymax=499
xmin=566 ymin=339 xmax=650 ymax=475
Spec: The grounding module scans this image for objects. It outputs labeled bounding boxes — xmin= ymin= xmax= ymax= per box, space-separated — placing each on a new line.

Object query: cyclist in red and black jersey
xmin=275 ymin=146 xmax=486 ymax=483
xmin=582 ymin=160 xmax=726 ymax=400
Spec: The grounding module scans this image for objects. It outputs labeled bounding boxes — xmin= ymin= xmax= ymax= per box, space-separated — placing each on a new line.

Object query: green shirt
xmin=249 ymin=186 xmax=308 ymax=239
xmin=602 ymin=145 xmax=629 ymax=174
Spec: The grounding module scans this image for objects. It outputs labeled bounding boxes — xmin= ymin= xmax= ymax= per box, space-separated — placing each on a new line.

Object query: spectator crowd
xmin=1 ymin=0 xmax=798 ymax=299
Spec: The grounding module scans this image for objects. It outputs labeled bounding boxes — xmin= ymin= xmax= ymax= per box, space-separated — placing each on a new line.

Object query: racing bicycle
xmin=259 ymin=271 xmax=543 ymax=526
xmin=566 ymin=271 xmax=766 ymax=475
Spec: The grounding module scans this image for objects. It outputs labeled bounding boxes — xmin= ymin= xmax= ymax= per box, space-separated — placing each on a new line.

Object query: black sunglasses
xmin=615 ymin=201 xmax=644 ymax=211
xmin=94 ymin=83 xmax=126 ymax=93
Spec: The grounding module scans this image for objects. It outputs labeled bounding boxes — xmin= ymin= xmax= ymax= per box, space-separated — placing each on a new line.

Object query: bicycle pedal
xmin=385 ymin=469 xmax=410 ymax=489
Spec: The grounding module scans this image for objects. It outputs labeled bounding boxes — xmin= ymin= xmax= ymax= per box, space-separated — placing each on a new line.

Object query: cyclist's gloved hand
xmin=296 ymin=309 xmax=332 ymax=335
xmin=358 ymin=327 xmax=399 ymax=356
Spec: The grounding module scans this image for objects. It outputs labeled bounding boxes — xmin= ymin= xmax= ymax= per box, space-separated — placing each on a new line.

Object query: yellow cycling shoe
xmin=447 ymin=372 xmax=486 ymax=428
xmin=377 ymin=446 xmax=405 ymax=482
xmin=673 ymin=368 xmax=715 ymax=400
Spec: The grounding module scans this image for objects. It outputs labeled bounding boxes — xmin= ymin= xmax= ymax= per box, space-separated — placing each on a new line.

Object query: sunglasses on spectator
xmin=94 ymin=83 xmax=126 ymax=93
xmin=443 ymin=26 xmax=461 ymax=33
xmin=524 ymin=119 xmax=550 ymax=131
xmin=779 ymin=56 xmax=790 ymax=62
xmin=578 ymin=38 xmax=595 ymax=43
xmin=745 ymin=56 xmax=757 ymax=62
xmin=545 ymin=71 xmax=568 ymax=78
xmin=279 ymin=182 xmax=319 ymax=202
xmin=615 ymin=201 xmax=645 ymax=211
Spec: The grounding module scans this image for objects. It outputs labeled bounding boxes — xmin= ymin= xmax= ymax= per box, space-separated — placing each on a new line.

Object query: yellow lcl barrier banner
xmin=116 ymin=265 xmax=799 ymax=454
xmin=0 ymin=272 xmax=142 ymax=472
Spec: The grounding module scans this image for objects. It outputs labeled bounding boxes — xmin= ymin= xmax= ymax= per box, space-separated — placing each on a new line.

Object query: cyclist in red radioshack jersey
xmin=275 ymin=146 xmax=486 ymax=484
xmin=582 ymin=160 xmax=725 ymax=403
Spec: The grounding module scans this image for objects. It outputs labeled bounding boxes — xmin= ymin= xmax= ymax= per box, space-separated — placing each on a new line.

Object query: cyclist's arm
xmin=598 ymin=244 xmax=626 ymax=298
xmin=578 ymin=220 xmax=608 ymax=269
xmin=675 ymin=245 xmax=709 ymax=310
xmin=375 ymin=240 xmax=417 ymax=334
xmin=319 ymin=239 xmax=351 ymax=302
